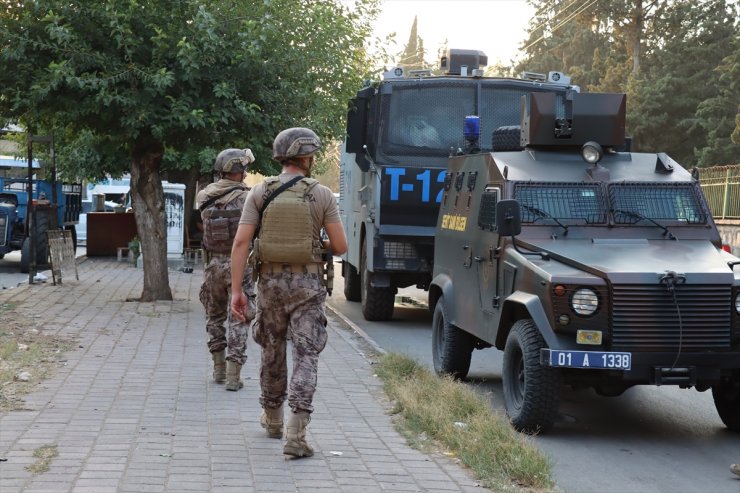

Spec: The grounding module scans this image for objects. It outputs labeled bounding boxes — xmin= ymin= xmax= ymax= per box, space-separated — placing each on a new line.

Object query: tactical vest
xmin=255 ymin=177 xmax=323 ymax=264
xmin=201 ymin=193 xmax=245 ymax=254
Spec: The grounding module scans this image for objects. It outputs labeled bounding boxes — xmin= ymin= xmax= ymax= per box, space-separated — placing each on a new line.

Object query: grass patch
xmin=25 ymin=444 xmax=58 ymax=474
xmin=0 ymin=307 xmax=75 ymax=411
xmin=375 ymin=352 xmax=555 ymax=492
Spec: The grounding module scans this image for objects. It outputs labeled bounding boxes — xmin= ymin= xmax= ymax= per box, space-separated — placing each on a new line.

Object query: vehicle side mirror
xmin=345 ymin=97 xmax=367 ymax=155
xmin=496 ymin=199 xmax=521 ymax=237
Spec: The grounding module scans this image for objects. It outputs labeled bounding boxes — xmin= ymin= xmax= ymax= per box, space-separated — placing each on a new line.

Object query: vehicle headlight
xmin=572 ymin=288 xmax=599 ymax=316
xmin=581 ymin=141 xmax=603 ymax=164
xmin=735 ymin=292 xmax=740 ymax=314
xmin=0 ymin=216 xmax=6 ymax=227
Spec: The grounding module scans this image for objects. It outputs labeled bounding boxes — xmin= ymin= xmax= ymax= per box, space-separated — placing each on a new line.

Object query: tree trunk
xmin=131 ymin=137 xmax=173 ymax=301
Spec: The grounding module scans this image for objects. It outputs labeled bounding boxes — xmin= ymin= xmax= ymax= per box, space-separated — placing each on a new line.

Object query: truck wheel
xmin=502 ymin=319 xmax=560 ymax=433
xmin=712 ymin=381 xmax=740 ymax=432
xmin=432 ymin=296 xmax=473 ymax=379
xmin=360 ymin=242 xmax=395 ymax=321
xmin=343 ymin=261 xmax=361 ymax=302
xmin=492 ymin=125 xmax=522 ymax=151
xmin=34 ymin=211 xmax=50 ymax=267
xmin=20 ymin=237 xmax=30 ymax=273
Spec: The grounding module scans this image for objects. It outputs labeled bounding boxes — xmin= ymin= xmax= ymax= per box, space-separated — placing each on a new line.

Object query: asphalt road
xmin=327 ymin=259 xmax=740 ymax=493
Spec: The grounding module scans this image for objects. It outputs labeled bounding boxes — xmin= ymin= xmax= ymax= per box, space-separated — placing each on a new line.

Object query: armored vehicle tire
xmin=492 ymin=125 xmax=523 ymax=151
xmin=343 ymin=261 xmax=361 ymax=302
xmin=432 ymin=296 xmax=473 ymax=379
xmin=711 ymin=381 xmax=740 ymax=432
xmin=502 ymin=319 xmax=561 ymax=433
xmin=360 ymin=242 xmax=395 ymax=321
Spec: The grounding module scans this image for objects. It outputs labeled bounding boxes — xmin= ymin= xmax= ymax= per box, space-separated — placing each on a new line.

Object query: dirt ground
xmin=0 ymin=302 xmax=75 ymax=412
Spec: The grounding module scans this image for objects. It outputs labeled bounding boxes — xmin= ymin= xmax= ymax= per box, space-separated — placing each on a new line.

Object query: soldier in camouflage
xmin=197 ymin=148 xmax=256 ymax=391
xmin=230 ymin=128 xmax=347 ymax=458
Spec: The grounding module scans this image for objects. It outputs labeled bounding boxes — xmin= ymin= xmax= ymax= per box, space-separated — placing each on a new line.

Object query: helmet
xmin=272 ymin=127 xmax=321 ymax=161
xmin=214 ymin=148 xmax=255 ymax=173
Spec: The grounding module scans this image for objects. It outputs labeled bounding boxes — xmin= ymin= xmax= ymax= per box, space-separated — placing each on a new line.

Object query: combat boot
xmin=212 ymin=350 xmax=226 ymax=384
xmin=283 ymin=411 xmax=313 ymax=458
xmin=225 ymin=361 xmax=243 ymax=391
xmin=260 ymin=404 xmax=284 ymax=439
xmin=731 ymin=464 xmax=740 ymax=476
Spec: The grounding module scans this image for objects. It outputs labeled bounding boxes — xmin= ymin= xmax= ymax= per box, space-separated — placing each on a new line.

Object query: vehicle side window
xmin=478 ymin=188 xmax=499 ymax=231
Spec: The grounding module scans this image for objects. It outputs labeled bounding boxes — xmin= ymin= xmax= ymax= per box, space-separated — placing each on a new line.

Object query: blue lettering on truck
xmin=384 ymin=166 xmax=446 ymax=203
xmin=380 ymin=166 xmax=447 ymax=227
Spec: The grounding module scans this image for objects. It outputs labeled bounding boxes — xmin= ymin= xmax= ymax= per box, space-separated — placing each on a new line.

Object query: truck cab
xmin=0 ymin=156 xmax=81 ymax=272
xmin=430 ymin=91 xmax=740 ymax=433
xmin=339 ymin=48 xmax=579 ymax=321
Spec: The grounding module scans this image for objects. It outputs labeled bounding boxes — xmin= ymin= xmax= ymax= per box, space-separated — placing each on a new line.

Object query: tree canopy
xmin=517 ymin=0 xmax=739 ymax=167
xmin=0 ymin=0 xmax=379 ymax=299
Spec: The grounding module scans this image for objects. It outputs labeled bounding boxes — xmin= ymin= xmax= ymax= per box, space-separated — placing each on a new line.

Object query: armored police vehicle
xmin=338 ymin=48 xmax=579 ymax=321
xmin=430 ymin=91 xmax=740 ymax=433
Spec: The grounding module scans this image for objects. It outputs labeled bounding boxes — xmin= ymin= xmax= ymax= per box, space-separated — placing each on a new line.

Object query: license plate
xmin=543 ymin=350 xmax=631 ymax=370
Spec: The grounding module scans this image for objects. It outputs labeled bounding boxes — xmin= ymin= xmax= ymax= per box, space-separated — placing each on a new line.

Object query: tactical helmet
xmin=272 ymin=127 xmax=321 ymax=161
xmin=214 ymin=148 xmax=255 ymax=173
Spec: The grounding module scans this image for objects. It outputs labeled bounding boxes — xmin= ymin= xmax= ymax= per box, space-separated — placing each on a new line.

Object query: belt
xmin=259 ymin=263 xmax=322 ymax=275
xmin=209 ymin=252 xmax=231 ymax=258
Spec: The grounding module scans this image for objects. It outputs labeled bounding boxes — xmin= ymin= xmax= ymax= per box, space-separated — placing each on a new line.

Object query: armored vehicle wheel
xmin=360 ymin=242 xmax=395 ymax=321
xmin=491 ymin=125 xmax=522 ymax=151
xmin=343 ymin=261 xmax=361 ymax=302
xmin=712 ymin=380 xmax=740 ymax=432
xmin=432 ymin=296 xmax=473 ymax=379
xmin=502 ymin=319 xmax=560 ymax=433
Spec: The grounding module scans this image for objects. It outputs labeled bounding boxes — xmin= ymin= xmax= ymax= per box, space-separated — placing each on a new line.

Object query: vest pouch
xmin=202 ymin=208 xmax=242 ymax=254
xmin=210 ymin=217 xmax=230 ymax=241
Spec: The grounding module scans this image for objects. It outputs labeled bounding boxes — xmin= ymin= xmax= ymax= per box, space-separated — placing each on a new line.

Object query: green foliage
xmin=518 ymin=0 xmax=738 ymax=167
xmin=0 ymin=0 xmax=381 ymax=178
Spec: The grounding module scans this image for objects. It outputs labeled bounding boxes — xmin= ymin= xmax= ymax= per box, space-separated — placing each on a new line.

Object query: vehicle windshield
xmin=513 ymin=182 xmax=708 ymax=228
xmin=515 ymin=183 xmax=607 ymax=224
xmin=609 ymin=183 xmax=707 ymax=224
xmin=381 ymin=80 xmax=569 ymax=157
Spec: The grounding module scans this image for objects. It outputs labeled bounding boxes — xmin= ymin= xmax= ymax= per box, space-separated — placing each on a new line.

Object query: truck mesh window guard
xmin=609 ymin=182 xmax=707 ymax=224
xmin=514 ymin=183 xmax=606 ymax=223
xmin=478 ymin=190 xmax=498 ymax=230
xmin=381 ymin=80 xmax=568 ymax=156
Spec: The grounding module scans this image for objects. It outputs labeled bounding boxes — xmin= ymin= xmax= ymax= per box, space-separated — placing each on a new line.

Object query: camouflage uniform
xmin=198 ymin=182 xmax=255 ymax=365
xmin=199 ymin=254 xmax=255 ymax=364
xmin=239 ymin=127 xmax=341 ymax=456
xmin=252 ymin=269 xmax=327 ymax=412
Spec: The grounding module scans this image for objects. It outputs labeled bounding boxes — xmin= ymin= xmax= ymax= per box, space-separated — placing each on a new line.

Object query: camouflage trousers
xmin=199 ymin=255 xmax=256 ymax=365
xmin=252 ymin=270 xmax=327 ymax=413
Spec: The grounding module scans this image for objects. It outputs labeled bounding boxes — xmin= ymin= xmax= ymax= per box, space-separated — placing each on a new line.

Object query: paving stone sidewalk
xmin=0 ymin=257 xmax=483 ymax=492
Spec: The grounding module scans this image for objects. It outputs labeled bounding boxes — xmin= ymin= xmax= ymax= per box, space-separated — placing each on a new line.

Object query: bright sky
xmin=371 ymin=0 xmax=535 ymax=67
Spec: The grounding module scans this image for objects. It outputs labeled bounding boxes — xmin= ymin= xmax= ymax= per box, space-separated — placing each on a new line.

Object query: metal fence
xmin=699 ymin=164 xmax=740 ymax=220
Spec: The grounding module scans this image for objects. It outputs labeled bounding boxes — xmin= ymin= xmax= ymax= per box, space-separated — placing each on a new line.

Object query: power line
xmin=522 ymin=0 xmax=600 ymax=52
xmin=528 ymin=0 xmax=586 ymax=37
